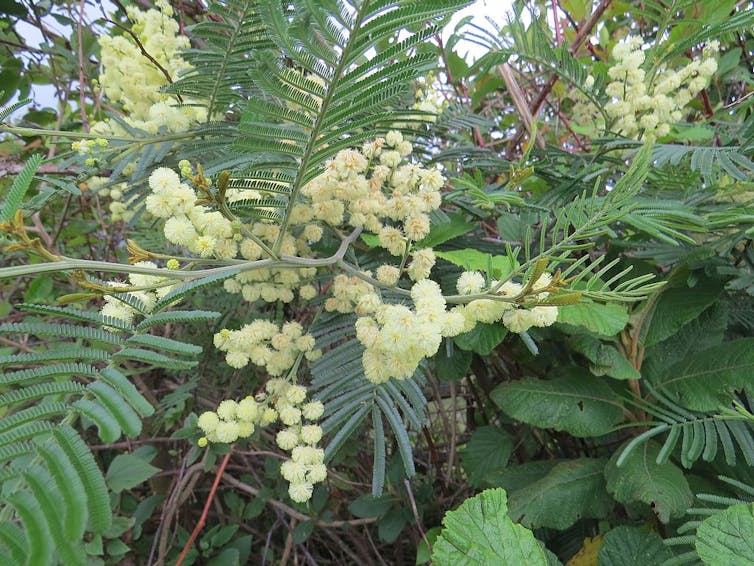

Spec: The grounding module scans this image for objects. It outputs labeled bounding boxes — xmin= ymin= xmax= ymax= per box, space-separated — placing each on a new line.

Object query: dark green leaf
xmin=491 ymin=373 xmax=624 ymax=437
xmin=597 ymin=526 xmax=674 ymax=566
xmin=460 ymin=426 xmax=514 ymax=488
xmin=105 ymin=454 xmax=160 ymax=493
xmin=696 ymin=503 xmax=754 ymax=565
xmin=507 ymin=458 xmax=612 ymax=530
xmin=605 ymin=440 xmax=693 ymax=523
xmin=454 ymin=323 xmax=507 ymax=355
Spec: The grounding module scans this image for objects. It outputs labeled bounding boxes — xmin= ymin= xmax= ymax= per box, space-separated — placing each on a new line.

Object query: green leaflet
xmin=506 ymin=458 xmax=613 ymax=530
xmin=431 ymin=488 xmax=548 ymax=566
xmin=0 ymin=154 xmax=43 ymax=223
xmin=105 ymin=454 xmax=161 ymax=493
xmin=490 ymin=372 xmax=624 ymax=437
xmin=453 ymin=323 xmax=507 ymax=355
xmin=22 ymin=467 xmax=86 ymax=565
xmin=696 ymin=503 xmax=754 ymax=565
xmin=435 ymin=249 xmax=516 ymax=278
xmin=5 ymin=491 xmax=54 ymax=566
xmin=36 ymin=442 xmax=87 ymax=541
xmin=597 ymin=526 xmax=674 ymax=566
xmin=557 ymin=301 xmax=629 ymax=336
xmin=605 ymin=440 xmax=693 ymax=523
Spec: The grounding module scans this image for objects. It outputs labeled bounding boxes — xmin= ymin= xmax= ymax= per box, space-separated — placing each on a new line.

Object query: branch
xmin=221 ymin=474 xmax=377 ymax=528
xmin=0 ymin=227 xmax=364 ymax=280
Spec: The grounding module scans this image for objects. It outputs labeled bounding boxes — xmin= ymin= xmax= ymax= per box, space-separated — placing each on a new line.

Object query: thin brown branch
xmin=176 ymin=450 xmax=232 ymax=566
xmin=221 ymin=474 xmax=378 ymax=528
xmin=76 ymin=0 xmax=90 ymax=132
xmin=103 ymin=15 xmax=182 ymax=104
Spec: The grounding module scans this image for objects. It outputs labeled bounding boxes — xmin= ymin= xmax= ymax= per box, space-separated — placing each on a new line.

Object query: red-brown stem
xmin=552 ymin=0 xmax=562 ymax=46
xmin=175 ymin=450 xmax=233 ymax=566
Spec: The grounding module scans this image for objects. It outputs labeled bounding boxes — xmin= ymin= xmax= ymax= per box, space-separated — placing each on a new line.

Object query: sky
xmin=446 ymin=0 xmax=515 ymax=61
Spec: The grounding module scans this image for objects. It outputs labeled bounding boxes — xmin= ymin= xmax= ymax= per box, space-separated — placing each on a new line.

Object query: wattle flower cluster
xmin=603 ymin=37 xmax=718 ymax=139
xmin=197 ymin=378 xmax=326 ymax=503
xmin=99 ymin=260 xmax=177 ymax=328
xmin=92 ymin=0 xmax=206 ymax=136
xmin=455 ymin=271 xmax=559 ymax=333
xmin=213 ymin=320 xmax=321 ymax=375
xmin=146 ymin=166 xmax=322 ymax=303
xmin=325 ymin=269 xmax=559 ymax=383
xmin=145 ymin=167 xmax=242 ymax=259
xmin=412 ymin=73 xmax=446 ymax=123
xmin=302 ymin=131 xmax=444 ymax=280
xmin=325 ymin=274 xmax=379 ymax=314
xmin=355 ymin=279 xmax=466 ymax=383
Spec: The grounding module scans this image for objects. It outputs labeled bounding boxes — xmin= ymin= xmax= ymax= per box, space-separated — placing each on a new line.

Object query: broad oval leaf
xmin=490 ymin=373 xmax=624 ymax=437
xmin=557 ymin=302 xmax=628 ymax=336
xmin=454 ymin=323 xmax=507 ymax=355
xmin=643 ymin=276 xmax=722 ymax=347
xmin=106 ymin=454 xmax=160 ymax=493
xmin=435 ymin=249 xmax=516 ymax=278
xmin=460 ymin=426 xmax=514 ymax=488
xmin=506 ymin=458 xmax=613 ymax=530
xmin=654 ymin=338 xmax=754 ymax=411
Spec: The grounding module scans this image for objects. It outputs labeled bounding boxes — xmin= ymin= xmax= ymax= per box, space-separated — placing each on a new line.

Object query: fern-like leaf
xmin=0 ymin=154 xmax=44 ymax=223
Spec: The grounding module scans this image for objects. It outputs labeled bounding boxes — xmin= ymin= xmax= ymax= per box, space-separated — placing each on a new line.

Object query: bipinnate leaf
xmin=696 ymin=503 xmax=754 ymax=565
xmin=654 ymin=338 xmax=754 ymax=411
xmin=597 ymin=526 xmax=674 ymax=566
xmin=490 ymin=373 xmax=623 ymax=437
xmin=0 ymin=154 xmax=43 ymax=223
xmin=506 ymin=458 xmax=613 ymax=530
xmin=605 ymin=440 xmax=693 ymax=523
xmin=431 ymin=488 xmax=548 ymax=566
xmin=557 ymin=302 xmax=628 ymax=336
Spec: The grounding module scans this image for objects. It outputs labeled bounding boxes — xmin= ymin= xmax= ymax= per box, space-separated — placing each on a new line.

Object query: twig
xmin=109 ymin=16 xmax=179 ymax=87
xmin=176 ymin=451 xmax=233 ymax=566
xmin=152 ymin=456 xmax=207 ymax=565
xmin=76 ymin=0 xmax=90 ymax=132
xmin=446 ymin=381 xmax=458 ymax=488
xmin=552 ymin=0 xmax=562 ymax=46
xmin=498 ymin=63 xmax=545 ymax=148
xmin=404 ymin=479 xmax=430 ymax=552
xmin=280 ymin=523 xmax=295 ymax=566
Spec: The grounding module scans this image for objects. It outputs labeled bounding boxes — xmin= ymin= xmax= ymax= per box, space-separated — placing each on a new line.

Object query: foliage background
xmin=1 ymin=0 xmax=754 ymax=565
